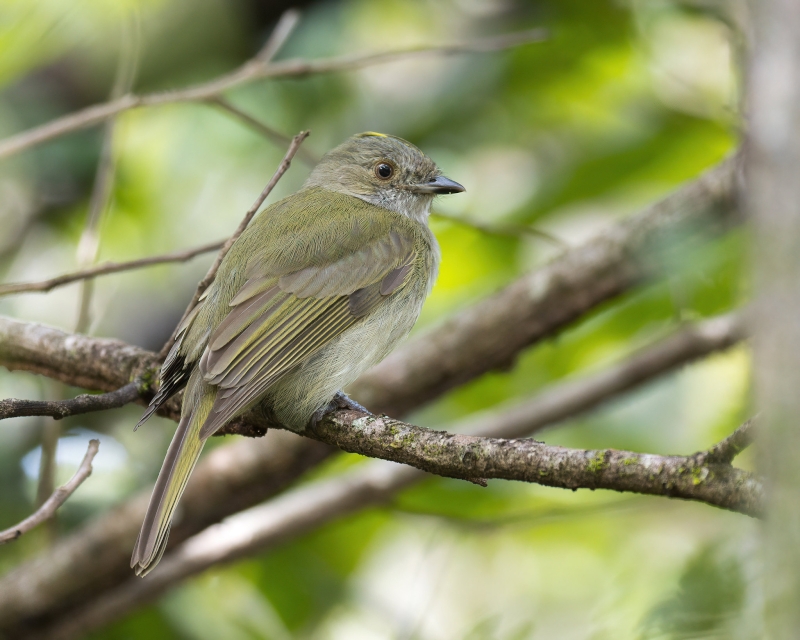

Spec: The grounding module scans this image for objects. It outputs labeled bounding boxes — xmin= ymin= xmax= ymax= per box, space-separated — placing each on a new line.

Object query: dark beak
xmin=411 ymin=175 xmax=466 ymax=195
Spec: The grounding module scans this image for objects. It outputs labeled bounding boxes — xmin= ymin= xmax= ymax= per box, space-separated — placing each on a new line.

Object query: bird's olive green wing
xmin=196 ymin=230 xmax=415 ymax=438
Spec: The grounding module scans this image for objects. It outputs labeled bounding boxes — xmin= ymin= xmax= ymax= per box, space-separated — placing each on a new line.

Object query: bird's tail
xmin=131 ymin=374 xmax=215 ymax=577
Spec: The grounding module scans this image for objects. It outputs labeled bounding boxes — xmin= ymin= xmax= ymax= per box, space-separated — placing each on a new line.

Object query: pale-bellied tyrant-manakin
xmin=131 ymin=132 xmax=464 ymax=576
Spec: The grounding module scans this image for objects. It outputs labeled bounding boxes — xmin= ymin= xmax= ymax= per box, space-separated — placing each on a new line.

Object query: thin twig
xmin=0 ymin=440 xmax=100 ymax=545
xmin=0 ymin=382 xmax=141 ymax=421
xmin=431 ymin=210 xmax=568 ymax=248
xmin=36 ymin=421 xmax=59 ymax=511
xmin=0 ymin=240 xmax=224 ymax=298
xmin=206 ymin=97 xmax=319 ymax=166
xmin=0 ymin=29 xmax=547 ymax=161
xmin=254 ymin=9 xmax=302 ymax=62
xmin=698 ymin=418 xmax=756 ymax=465
xmin=157 ymin=130 xmax=310 ymax=359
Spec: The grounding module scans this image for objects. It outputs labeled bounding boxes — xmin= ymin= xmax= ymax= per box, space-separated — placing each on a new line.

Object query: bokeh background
xmin=0 ymin=0 xmax=755 ymax=638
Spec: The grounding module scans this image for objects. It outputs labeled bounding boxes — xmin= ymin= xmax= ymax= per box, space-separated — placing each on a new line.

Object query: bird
xmin=130 ymin=132 xmax=465 ymax=576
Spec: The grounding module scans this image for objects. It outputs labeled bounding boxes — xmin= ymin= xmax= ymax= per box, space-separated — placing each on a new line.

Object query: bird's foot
xmin=309 ymin=391 xmax=372 ymax=430
xmin=331 ymin=391 xmax=371 ymax=414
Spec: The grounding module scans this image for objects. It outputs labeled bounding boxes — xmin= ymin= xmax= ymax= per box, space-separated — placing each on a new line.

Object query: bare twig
xmin=254 ymin=9 xmax=302 ymax=62
xmin=0 ymin=240 xmax=224 ymax=298
xmin=36 ymin=421 xmax=59 ymax=512
xmin=696 ymin=418 xmax=756 ymax=465
xmin=0 ymin=29 xmax=547 ymax=161
xmin=0 ymin=382 xmax=141 ymax=421
xmin=157 ymin=130 xmax=310 ymax=359
xmin=206 ymin=97 xmax=319 ymax=166
xmin=0 ymin=440 xmax=100 ymax=545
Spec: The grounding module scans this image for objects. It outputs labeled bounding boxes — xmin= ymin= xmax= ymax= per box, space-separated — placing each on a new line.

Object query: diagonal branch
xmin=0 ymin=29 xmax=547 ymax=161
xmin=158 ymin=129 xmax=309 ymax=358
xmin=254 ymin=8 xmax=302 ymax=63
xmin=0 ymin=440 xmax=100 ymax=545
xmin=696 ymin=418 xmax=756 ymax=465
xmin=0 ymin=240 xmax=224 ymax=297
xmin=206 ymin=97 xmax=320 ymax=166
xmin=456 ymin=312 xmax=746 ymax=439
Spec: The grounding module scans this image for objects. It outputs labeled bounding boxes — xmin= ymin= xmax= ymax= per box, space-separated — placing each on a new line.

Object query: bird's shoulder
xmin=229 ymin=187 xmax=428 ymax=274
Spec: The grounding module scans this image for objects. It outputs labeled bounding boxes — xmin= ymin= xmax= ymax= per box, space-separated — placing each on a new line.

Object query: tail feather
xmin=131 ymin=376 xmax=214 ymax=576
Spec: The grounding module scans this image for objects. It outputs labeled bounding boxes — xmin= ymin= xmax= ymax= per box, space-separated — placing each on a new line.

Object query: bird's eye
xmin=375 ymin=162 xmax=393 ymax=180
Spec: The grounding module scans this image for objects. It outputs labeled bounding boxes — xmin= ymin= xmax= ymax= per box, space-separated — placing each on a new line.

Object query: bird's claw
xmin=309 ymin=391 xmax=371 ymax=430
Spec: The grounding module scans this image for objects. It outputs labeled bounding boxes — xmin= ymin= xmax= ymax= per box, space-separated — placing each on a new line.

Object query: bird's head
xmin=304 ymin=132 xmax=465 ymax=222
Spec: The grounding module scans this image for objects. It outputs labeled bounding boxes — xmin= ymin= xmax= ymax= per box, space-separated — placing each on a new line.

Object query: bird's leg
xmin=332 ymin=391 xmax=372 ymax=414
xmin=309 ymin=391 xmax=372 ymax=430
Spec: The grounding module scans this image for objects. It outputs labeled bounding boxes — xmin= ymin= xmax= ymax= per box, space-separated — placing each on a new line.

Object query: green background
xmin=0 ymin=1 xmax=755 ymax=638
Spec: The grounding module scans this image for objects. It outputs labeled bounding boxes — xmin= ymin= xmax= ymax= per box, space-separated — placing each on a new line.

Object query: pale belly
xmin=262 ymin=283 xmax=426 ymax=431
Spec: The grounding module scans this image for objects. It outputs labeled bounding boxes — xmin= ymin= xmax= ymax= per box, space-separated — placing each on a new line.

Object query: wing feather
xmin=194 ymin=229 xmax=417 ymax=439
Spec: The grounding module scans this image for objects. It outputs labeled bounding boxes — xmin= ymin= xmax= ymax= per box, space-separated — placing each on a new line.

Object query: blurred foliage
xmin=639 ymin=544 xmax=749 ymax=640
xmin=0 ymin=0 xmax=757 ymax=638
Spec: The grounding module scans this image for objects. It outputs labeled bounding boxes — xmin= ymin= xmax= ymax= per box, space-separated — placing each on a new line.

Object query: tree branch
xmin=0 ymin=382 xmax=141 ymax=421
xmin=0 ymin=29 xmax=547 ymax=161
xmin=32 ymin=411 xmax=761 ymax=639
xmin=0 ymin=240 xmax=224 ymax=298
xmin=697 ymin=418 xmax=755 ymax=465
xmin=305 ymin=414 xmax=762 ymax=515
xmin=206 ymin=97 xmax=320 ymax=167
xmin=457 ymin=312 xmax=746 ymax=439
xmin=253 ymin=8 xmax=302 ymax=63
xmin=0 ymin=440 xmax=100 ymax=545
xmin=158 ymin=129 xmax=309 ymax=358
